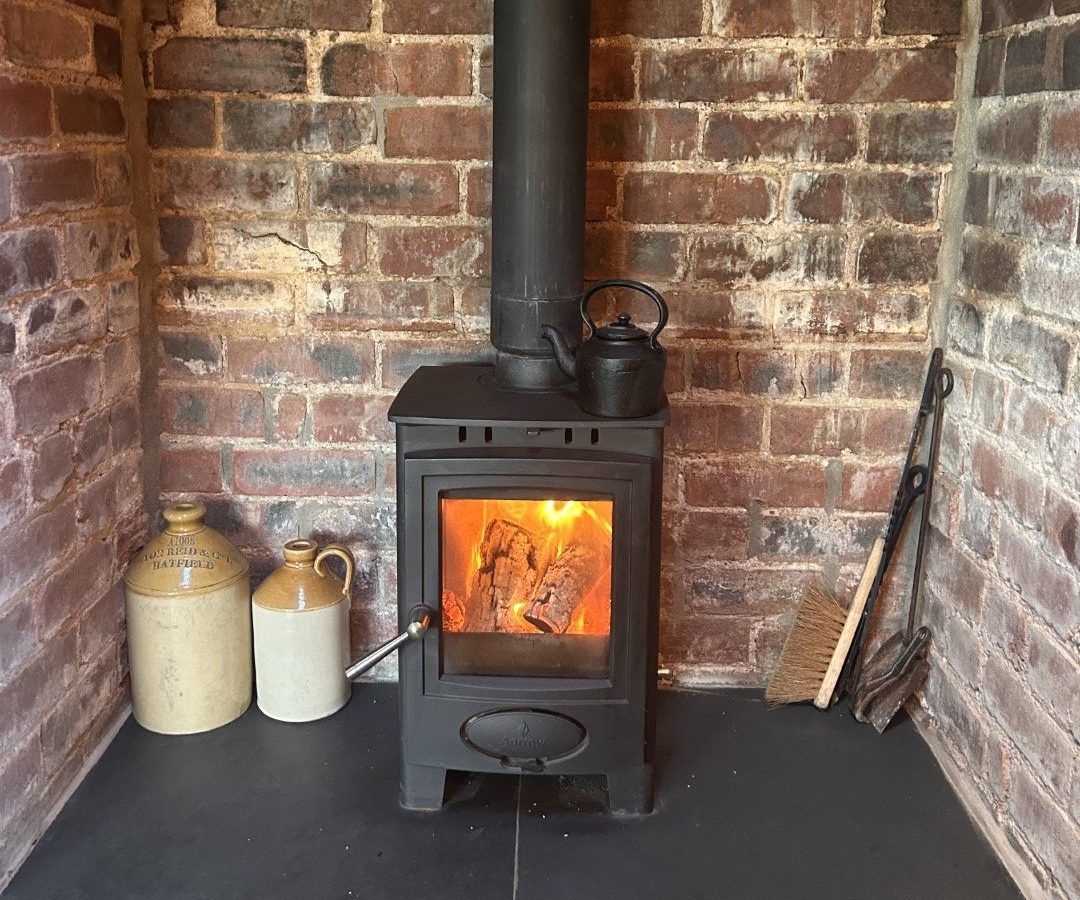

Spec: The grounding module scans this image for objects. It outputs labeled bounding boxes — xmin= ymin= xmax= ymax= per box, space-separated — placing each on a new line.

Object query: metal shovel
xmin=853 ymin=364 xmax=953 ymax=732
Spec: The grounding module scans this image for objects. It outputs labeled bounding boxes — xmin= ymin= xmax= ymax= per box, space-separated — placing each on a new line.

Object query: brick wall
xmin=145 ymin=0 xmax=962 ymax=679
xmin=917 ymin=1 xmax=1080 ymax=896
xmin=0 ymin=0 xmax=147 ymax=883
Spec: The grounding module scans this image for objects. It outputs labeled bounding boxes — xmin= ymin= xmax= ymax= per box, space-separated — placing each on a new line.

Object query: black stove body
xmin=387 ymin=0 xmax=668 ymax=814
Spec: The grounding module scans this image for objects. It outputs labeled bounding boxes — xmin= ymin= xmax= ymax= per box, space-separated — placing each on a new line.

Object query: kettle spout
xmin=540 ymin=325 xmax=576 ymax=380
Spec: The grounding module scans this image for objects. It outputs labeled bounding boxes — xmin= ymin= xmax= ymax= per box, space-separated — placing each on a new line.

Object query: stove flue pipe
xmin=490 ymin=0 xmax=591 ymax=390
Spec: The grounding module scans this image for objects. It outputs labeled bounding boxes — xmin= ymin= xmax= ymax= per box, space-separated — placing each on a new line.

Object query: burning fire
xmin=442 ymin=497 xmax=613 ymax=637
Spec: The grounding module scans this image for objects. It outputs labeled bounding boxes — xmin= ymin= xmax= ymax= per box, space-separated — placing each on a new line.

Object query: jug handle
xmin=581 ymin=279 xmax=669 ymax=350
xmin=314 ymin=544 xmax=354 ymax=596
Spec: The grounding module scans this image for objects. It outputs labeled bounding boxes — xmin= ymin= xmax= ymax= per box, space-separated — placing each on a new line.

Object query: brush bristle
xmin=765 ymin=582 xmax=848 ymax=706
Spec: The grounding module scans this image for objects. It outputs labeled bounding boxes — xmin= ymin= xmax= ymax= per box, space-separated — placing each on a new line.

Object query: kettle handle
xmin=581 ymin=279 xmax=669 ymax=350
xmin=314 ymin=543 xmax=355 ymax=596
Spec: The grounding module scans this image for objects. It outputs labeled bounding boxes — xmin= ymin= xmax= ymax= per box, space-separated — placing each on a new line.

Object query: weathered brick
xmin=0 ymin=76 xmax=52 ymax=144
xmin=883 ymin=0 xmax=961 ymax=34
xmin=56 ymin=87 xmax=125 ymax=138
xmin=789 ymin=172 xmax=939 ymax=226
xmin=704 ymin=112 xmax=857 ymax=164
xmin=976 ymin=35 xmax=1007 ymax=96
xmin=1 ymin=3 xmax=91 ymax=70
xmin=667 ymin=510 xmax=749 ymax=562
xmin=971 ymin=368 xmax=1008 ymax=434
xmin=960 ymin=231 xmax=1021 ymax=295
xmin=93 ymin=24 xmax=121 ymax=79
xmin=991 ymin=314 xmax=1072 ymax=392
xmin=0 ymin=627 xmax=77 ymax=756
xmin=850 ymin=349 xmax=927 ymax=400
xmin=383 ymin=0 xmax=490 ymax=33
xmin=110 ymin=395 xmax=140 ymax=453
xmin=161 ymin=386 xmax=264 ymax=438
xmin=148 ymin=97 xmax=215 ymax=149
xmin=624 ymin=174 xmax=776 ymax=225
xmin=1009 ymin=767 xmax=1080 ymax=899
xmin=721 ymin=0 xmax=871 ymax=38
xmin=380 ymin=340 xmax=492 ymax=388
xmin=160 ymin=331 xmax=222 ymax=379
xmin=217 ymin=0 xmax=370 ymax=29
xmin=31 ymin=430 xmax=74 ymax=502
xmin=774 ymin=290 xmax=926 ymax=340
xmin=227 ymin=336 xmax=375 ymax=385
xmin=965 ymin=172 xmax=992 ymax=227
xmin=273 ymin=393 xmax=306 ymax=441
xmin=224 ymin=100 xmax=375 ymax=153
xmin=758 ymin=513 xmax=879 ymax=561
xmin=661 ymin=288 xmax=765 ymax=336
xmin=994 ymin=175 xmax=1076 ymax=243
xmin=688 ymin=348 xmax=798 ymax=395
xmin=211 ymin=221 xmax=365 ymax=273
xmin=973 ymin=437 xmax=1047 ymax=527
xmin=154 ymin=38 xmax=306 ymax=94
xmin=233 ymin=450 xmax=374 ymax=497
xmin=982 ymin=0 xmax=1050 ymax=33
xmin=308 ymin=162 xmax=458 ymax=216
xmin=308 ymin=281 xmax=454 ymax=330
xmin=1045 ymin=98 xmax=1080 ymax=166
xmin=160 ymin=446 xmax=222 ymax=493
xmin=157 ymin=217 xmax=207 ymax=266
xmin=592 ymin=0 xmax=701 ymax=36
xmin=384 ymin=107 xmax=491 ymax=160
xmin=1003 ymin=28 xmax=1049 ymax=95
xmin=75 ymin=410 xmax=110 ymax=475
xmin=770 ymin=406 xmax=910 ymax=456
xmin=156 ymin=276 xmax=294 ymax=325
xmin=684 ymin=568 xmax=813 ymax=619
xmin=588 ymin=109 xmax=698 ymax=162
xmin=694 ymin=232 xmax=844 ymax=286
xmin=0 ymin=164 xmax=10 ymax=224
xmin=1062 ymin=23 xmax=1080 ymax=90
xmin=857 ymin=231 xmax=940 ymax=285
xmin=156 ymin=159 xmax=297 ymax=213
xmin=804 ymin=48 xmax=957 ymax=102
xmin=585 ymin=230 xmax=684 ymax=282
xmin=0 ymin=228 xmax=61 ymax=302
xmin=641 ymin=49 xmax=797 ymax=102
xmin=1026 ymin=626 xmax=1080 ymax=739
xmin=685 ymin=458 xmax=826 ymax=508
xmin=97 ymin=152 xmax=132 ymax=207
xmin=976 ymin=101 xmax=1041 ymax=164
xmin=313 ymin=394 xmax=393 ymax=443
xmin=11 ymin=154 xmax=96 ymax=214
xmin=590 ymin=44 xmax=635 ymax=102
xmin=65 ymin=218 xmax=136 ymax=279
xmin=378 ymin=226 xmax=488 ymax=277
xmin=669 ymin=402 xmax=762 ymax=451
xmin=868 ymin=108 xmax=956 ymax=164
xmin=23 ymin=287 xmax=105 ymax=359
xmin=1023 ymin=244 xmax=1080 ymax=324
xmin=321 ymin=42 xmax=472 ymax=96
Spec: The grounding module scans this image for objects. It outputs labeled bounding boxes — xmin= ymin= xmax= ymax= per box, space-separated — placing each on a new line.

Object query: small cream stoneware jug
xmin=252 ymin=540 xmax=354 ymax=723
xmin=124 ymin=501 xmax=252 ymax=735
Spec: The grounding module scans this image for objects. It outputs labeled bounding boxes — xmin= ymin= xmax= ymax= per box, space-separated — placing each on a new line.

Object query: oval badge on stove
xmin=462 ymin=709 xmax=587 ymax=765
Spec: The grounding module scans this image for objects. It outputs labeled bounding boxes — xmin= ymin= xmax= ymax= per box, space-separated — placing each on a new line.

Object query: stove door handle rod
xmin=346 ymin=605 xmax=436 ymax=681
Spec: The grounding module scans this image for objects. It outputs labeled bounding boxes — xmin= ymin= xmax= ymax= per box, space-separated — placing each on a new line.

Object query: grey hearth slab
xmin=5 ymin=686 xmax=1019 ymax=900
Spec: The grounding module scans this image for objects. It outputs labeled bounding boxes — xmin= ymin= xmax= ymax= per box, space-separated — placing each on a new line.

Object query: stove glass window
xmin=440 ymin=497 xmax=613 ymax=678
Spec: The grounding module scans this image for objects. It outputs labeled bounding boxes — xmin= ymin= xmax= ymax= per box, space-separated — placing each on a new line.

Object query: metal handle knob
xmin=345 ymin=605 xmax=435 ymax=681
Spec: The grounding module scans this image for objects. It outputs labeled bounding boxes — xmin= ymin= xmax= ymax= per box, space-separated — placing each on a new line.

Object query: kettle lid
xmin=595 ymin=313 xmax=649 ymax=342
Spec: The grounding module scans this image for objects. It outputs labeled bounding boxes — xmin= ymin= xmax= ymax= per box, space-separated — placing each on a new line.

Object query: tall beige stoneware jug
xmin=124 ymin=501 xmax=252 ymax=734
xmin=252 ymin=540 xmax=353 ymax=722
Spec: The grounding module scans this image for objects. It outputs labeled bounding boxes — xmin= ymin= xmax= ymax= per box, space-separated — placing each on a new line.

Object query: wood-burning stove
xmin=384 ymin=0 xmax=668 ymax=814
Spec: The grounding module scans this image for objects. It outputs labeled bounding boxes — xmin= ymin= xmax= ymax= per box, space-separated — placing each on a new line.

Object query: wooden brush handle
xmin=814 ymin=537 xmax=886 ymax=709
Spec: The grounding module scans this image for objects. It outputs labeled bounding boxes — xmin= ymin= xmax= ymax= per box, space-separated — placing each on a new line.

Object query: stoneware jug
xmin=124 ymin=501 xmax=252 ymax=734
xmin=252 ymin=540 xmax=354 ymax=723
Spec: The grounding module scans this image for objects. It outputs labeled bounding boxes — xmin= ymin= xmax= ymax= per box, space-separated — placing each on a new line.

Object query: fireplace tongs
xmin=346 ymin=605 xmax=436 ymax=681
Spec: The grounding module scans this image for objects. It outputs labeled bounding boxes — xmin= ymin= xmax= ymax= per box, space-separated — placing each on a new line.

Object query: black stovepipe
xmin=490 ymin=0 xmax=591 ymax=390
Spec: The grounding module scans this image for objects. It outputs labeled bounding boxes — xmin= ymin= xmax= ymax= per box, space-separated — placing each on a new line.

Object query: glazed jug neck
xmin=282 ymin=539 xmax=318 ymax=568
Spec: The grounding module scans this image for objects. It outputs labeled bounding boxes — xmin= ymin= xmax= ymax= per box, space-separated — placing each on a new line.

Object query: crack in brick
xmin=238 ymin=229 xmax=330 ymax=270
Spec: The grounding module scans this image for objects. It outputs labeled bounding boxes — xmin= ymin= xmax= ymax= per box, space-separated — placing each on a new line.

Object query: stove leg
xmin=607 ymin=765 xmax=654 ymax=816
xmin=400 ymin=764 xmax=447 ymax=811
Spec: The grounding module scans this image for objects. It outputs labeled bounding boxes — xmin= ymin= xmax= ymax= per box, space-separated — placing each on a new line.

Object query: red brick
xmin=384 ymin=107 xmax=491 ymax=160
xmin=0 ymin=76 xmax=52 ymax=143
xmin=161 ymin=386 xmax=264 ymax=438
xmin=685 ymin=459 xmax=826 ymax=508
xmin=590 ymin=44 xmax=634 ymax=101
xmin=0 ymin=502 xmax=77 ymax=598
xmin=982 ymin=0 xmax=1050 ymax=32
xmin=156 ymin=276 xmax=294 ymax=326
xmin=1 ymin=3 xmax=91 ymax=70
xmin=93 ymin=23 xmax=121 ymax=79
xmin=1009 ymin=767 xmax=1080 ymax=899
xmin=624 ymin=174 xmax=775 ymax=225
xmin=321 ymin=42 xmax=472 ymax=96
xmin=641 ymin=49 xmax=797 ymax=102
xmin=10 ymin=356 xmax=100 ymax=436
xmin=804 ymin=48 xmax=957 ymax=102
xmin=227 ymin=337 xmax=375 ymax=385
xmin=976 ymin=35 xmax=1006 ymax=96
xmin=991 ymin=314 xmax=1071 ymax=392
xmin=380 ymin=339 xmax=492 ymax=389
xmin=0 ymin=458 xmax=26 ymax=530
xmin=688 ymin=348 xmax=802 ymax=395
xmin=971 ymin=369 xmax=1008 ymax=434
xmin=157 ymin=217 xmax=207 ymax=266
xmin=998 ymin=518 xmax=1080 ymax=637
xmin=308 ymin=281 xmax=454 ymax=330
xmin=0 ymin=593 xmax=35 ymax=681
xmin=840 ymin=464 xmax=898 ymax=512
xmin=973 ymin=438 xmax=1046 ymax=528
xmin=65 ymin=218 xmax=136 ymax=279
xmin=585 ymin=230 xmax=684 ymax=282
xmin=1003 ymin=28 xmax=1049 ymax=96
xmin=75 ymin=410 xmax=110 ymax=476
xmin=1045 ymin=98 xmax=1080 ymax=166
xmin=217 ymin=0 xmax=370 ymax=29
xmin=868 ymin=108 xmax=956 ymax=164
xmin=313 ymin=394 xmax=393 ymax=443
xmin=667 ymin=509 xmax=749 ymax=563
xmin=684 ymin=567 xmax=814 ymax=618
xmin=693 ymin=232 xmax=844 ymax=286
xmin=849 ymin=349 xmax=927 ymax=400
xmin=274 ymin=394 xmax=307 ymax=441
xmin=1026 ymin=625 xmax=1080 ymax=738
xmin=159 ymin=446 xmax=223 ymax=493
xmin=11 ymin=154 xmax=96 ymax=214
xmin=704 ymin=112 xmax=857 ymax=163
xmin=308 ymin=162 xmax=458 ymax=216
xmin=720 ymin=0 xmax=871 ymax=38
xmin=592 ymin=0 xmax=702 ymax=37
xmin=856 ymin=231 xmax=940 ymax=285
xmin=154 ymin=38 xmax=306 ymax=93
xmin=0 ymin=227 xmax=61 ymax=302
xmin=669 ymin=402 xmax=762 ymax=452
xmin=976 ymin=101 xmax=1040 ymax=164
xmin=789 ymin=172 xmax=939 ymax=226
xmin=148 ymin=97 xmax=215 ymax=149
xmin=56 ymin=87 xmax=125 ymax=138
xmin=378 ymin=226 xmax=489 ymax=277
xmin=665 ymin=615 xmax=754 ymax=668
xmin=160 ymin=331 xmax=222 ymax=379
xmin=773 ymin=289 xmax=926 ymax=340
xmin=883 ymin=0 xmax=961 ymax=34
xmin=233 ymin=450 xmax=374 ymax=497
xmin=587 ymin=109 xmax=698 ymax=162
xmin=32 ymin=430 xmax=75 ymax=502
xmin=770 ymin=406 xmax=909 ymax=456
xmin=156 ymin=159 xmax=298 ymax=213
xmin=383 ymin=0 xmax=490 ymax=33
xmin=759 ymin=513 xmax=879 ymax=560
xmin=0 ymin=164 xmax=10 ymax=224
xmin=994 ymin=175 xmax=1076 ymax=243
xmin=223 ymin=100 xmax=376 ymax=153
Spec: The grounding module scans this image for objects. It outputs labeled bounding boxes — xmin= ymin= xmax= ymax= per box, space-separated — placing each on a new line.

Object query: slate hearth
xmin=6 ymin=686 xmax=1019 ymax=900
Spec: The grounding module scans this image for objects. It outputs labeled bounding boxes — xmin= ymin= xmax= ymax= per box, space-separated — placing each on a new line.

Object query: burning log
xmin=524 ymin=543 xmax=601 ymax=633
xmin=464 ymin=519 xmax=540 ymax=632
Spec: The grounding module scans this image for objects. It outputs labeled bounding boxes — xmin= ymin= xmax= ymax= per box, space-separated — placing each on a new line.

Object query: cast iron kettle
xmin=541 ymin=279 xmax=669 ymax=418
